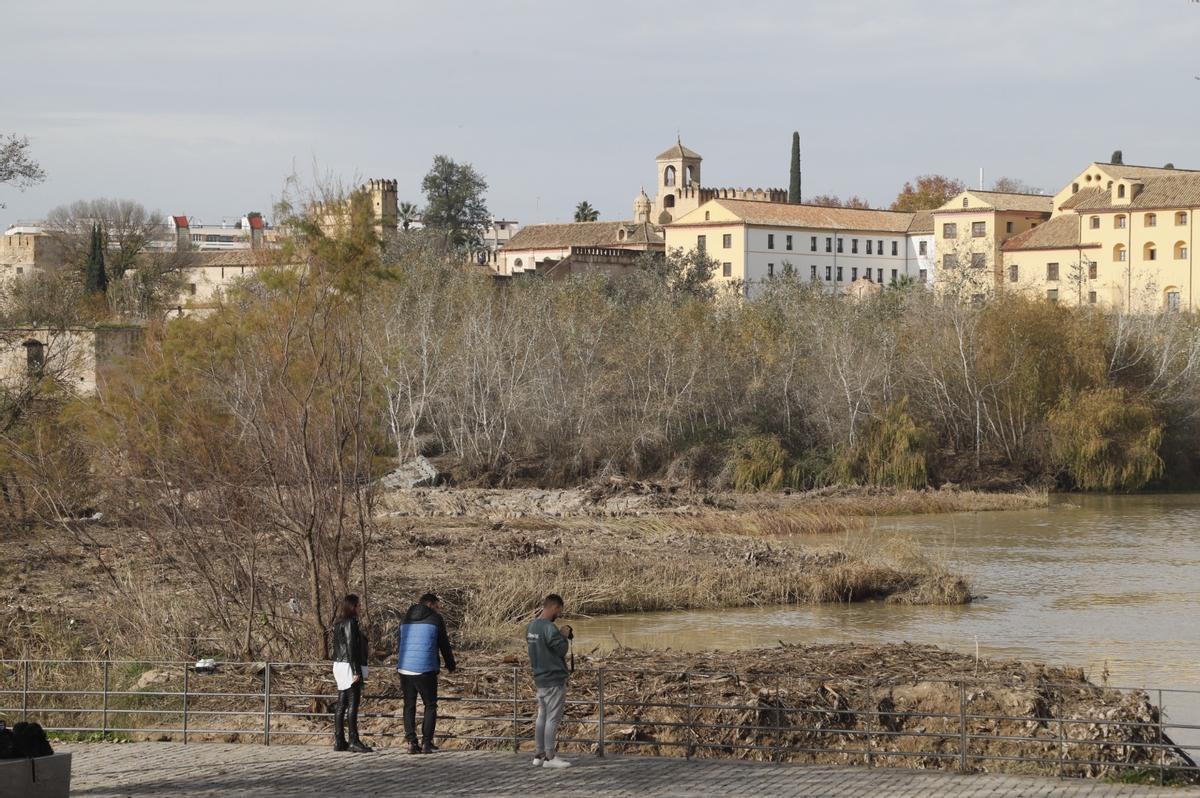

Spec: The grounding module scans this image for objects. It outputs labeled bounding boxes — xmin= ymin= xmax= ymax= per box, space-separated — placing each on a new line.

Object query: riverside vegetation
xmin=1 ymin=185 xmax=1199 ymax=666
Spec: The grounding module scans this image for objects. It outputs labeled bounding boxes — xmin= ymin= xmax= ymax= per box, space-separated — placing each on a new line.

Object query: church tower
xmin=653 ymin=137 xmax=702 ymax=224
xmin=633 ymin=187 xmax=652 ymax=224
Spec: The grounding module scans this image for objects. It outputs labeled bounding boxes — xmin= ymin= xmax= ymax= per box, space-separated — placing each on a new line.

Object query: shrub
xmin=1047 ymin=387 xmax=1164 ymax=491
xmin=834 ymin=400 xmax=932 ymax=489
xmin=730 ymin=434 xmax=798 ymax=491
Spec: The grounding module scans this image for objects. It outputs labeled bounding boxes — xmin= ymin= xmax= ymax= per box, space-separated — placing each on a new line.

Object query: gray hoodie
xmin=525 ymin=617 xmax=570 ymax=688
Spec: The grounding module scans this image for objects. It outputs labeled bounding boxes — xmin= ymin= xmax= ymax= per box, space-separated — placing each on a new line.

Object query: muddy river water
xmin=571 ymin=494 xmax=1200 ymax=742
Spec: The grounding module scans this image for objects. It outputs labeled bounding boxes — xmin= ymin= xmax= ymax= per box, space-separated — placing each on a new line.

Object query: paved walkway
xmin=62 ymin=743 xmax=1198 ymax=797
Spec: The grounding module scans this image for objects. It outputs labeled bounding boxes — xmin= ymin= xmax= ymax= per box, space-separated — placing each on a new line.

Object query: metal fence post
xmin=21 ymin=660 xmax=29 ymax=722
xmin=1158 ymin=689 xmax=1165 ymax=787
xmin=511 ymin=667 xmax=520 ymax=754
xmin=102 ymin=661 xmax=110 ymax=739
xmin=596 ymin=668 xmax=605 ymax=758
xmin=686 ymin=672 xmax=694 ymax=760
xmin=263 ymin=663 xmax=272 ymax=746
xmin=1057 ymin=713 xmax=1065 ymax=778
xmin=958 ymin=680 xmax=968 ymax=774
xmin=182 ymin=665 xmax=189 ymax=745
xmin=865 ymin=678 xmax=874 ymax=768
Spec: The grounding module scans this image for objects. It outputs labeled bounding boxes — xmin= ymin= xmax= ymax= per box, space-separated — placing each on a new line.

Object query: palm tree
xmin=574 ymin=201 xmax=599 ymax=222
xmin=398 ymin=201 xmax=421 ymax=231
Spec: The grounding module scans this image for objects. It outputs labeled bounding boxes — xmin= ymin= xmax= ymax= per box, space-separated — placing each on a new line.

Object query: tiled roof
xmin=656 ymin=139 xmax=702 ymax=160
xmin=1058 ymin=187 xmax=1105 ymax=210
xmin=938 ymin=191 xmax=1054 ymax=214
xmin=907 ymin=210 xmax=934 ymax=234
xmin=1097 ymin=162 xmax=1200 ymax=179
xmin=1001 ymin=215 xmax=1089 ymax=252
xmin=504 ymin=221 xmax=663 ymax=250
xmin=686 ymin=199 xmax=917 ymax=234
xmin=171 ymin=215 xmax=189 ymax=228
xmin=1068 ymin=174 xmax=1200 ymax=212
xmin=178 ymin=250 xmax=280 ymax=267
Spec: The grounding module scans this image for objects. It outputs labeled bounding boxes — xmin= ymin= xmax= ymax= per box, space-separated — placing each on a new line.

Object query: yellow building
xmin=1003 ymin=165 xmax=1199 ymax=311
xmin=930 ymin=191 xmax=1052 ymax=298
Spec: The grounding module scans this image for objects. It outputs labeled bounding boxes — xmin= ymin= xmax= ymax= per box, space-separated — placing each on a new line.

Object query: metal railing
xmin=2 ymin=659 xmax=1198 ymax=784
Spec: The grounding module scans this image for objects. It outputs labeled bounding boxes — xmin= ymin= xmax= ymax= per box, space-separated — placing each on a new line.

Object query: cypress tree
xmin=85 ymin=223 xmax=108 ymax=294
xmin=788 ymin=132 xmax=801 ymax=204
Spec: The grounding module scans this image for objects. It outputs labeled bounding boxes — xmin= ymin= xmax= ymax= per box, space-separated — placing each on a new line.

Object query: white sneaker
xmin=531 ymin=756 xmax=544 ymax=767
xmin=542 ymin=757 xmax=572 ymax=769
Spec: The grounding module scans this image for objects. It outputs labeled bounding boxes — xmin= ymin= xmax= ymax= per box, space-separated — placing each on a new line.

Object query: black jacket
xmin=396 ymin=603 xmax=456 ymax=674
xmin=332 ymin=616 xmax=368 ymax=672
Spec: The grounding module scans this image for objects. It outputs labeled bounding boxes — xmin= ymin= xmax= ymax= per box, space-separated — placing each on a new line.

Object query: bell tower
xmin=653 ymin=137 xmax=702 ymax=224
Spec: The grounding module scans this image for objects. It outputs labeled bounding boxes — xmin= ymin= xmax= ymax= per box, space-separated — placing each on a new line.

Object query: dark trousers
xmin=334 ymin=681 xmax=362 ymax=744
xmin=400 ymin=673 xmax=439 ymax=744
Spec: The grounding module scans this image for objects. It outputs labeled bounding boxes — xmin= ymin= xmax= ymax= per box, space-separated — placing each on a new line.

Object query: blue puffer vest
xmin=397 ymin=604 xmax=442 ymax=674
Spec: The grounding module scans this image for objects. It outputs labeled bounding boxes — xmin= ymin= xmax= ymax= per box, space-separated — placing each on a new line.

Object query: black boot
xmin=346 ymin=689 xmax=372 ymax=752
xmin=333 ymin=692 xmax=349 ymax=751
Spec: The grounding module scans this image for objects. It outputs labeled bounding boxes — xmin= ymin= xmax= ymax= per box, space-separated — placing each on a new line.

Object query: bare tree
xmin=44 ymin=199 xmax=167 ymax=277
xmin=0 ymin=134 xmax=45 ymax=206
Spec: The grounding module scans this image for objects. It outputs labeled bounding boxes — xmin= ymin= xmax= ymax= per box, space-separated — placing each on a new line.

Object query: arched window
xmin=1177 ymin=211 xmax=1189 ymax=226
xmin=962 ymin=197 xmax=969 ymax=208
xmin=1114 ymin=214 xmax=1127 ymax=229
xmin=1176 ymin=241 xmax=1189 ymax=260
xmin=1143 ymin=242 xmax=1157 ymax=261
xmin=1145 ymin=213 xmax=1157 ymax=227
xmin=1117 ymin=184 xmax=1126 ymax=199
xmin=1072 ymin=182 xmax=1080 ymax=193
xmin=1114 ymin=244 xmax=1127 ymax=262
xmin=1165 ymin=289 xmax=1182 ymax=312
xmin=663 ymin=165 xmax=676 ymax=187
xmin=685 ymin=165 xmax=696 ymax=186
xmin=663 ymin=194 xmax=675 ymax=209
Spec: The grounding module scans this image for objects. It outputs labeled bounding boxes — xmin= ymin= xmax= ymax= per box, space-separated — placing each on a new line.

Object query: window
xmin=1117 ymin=184 xmax=1126 ymax=199
xmin=768 ymin=233 xmax=775 ymax=249
xmin=891 ymin=241 xmax=898 ymax=256
xmin=891 ymin=269 xmax=898 ymax=281
xmin=1009 ymin=264 xmax=1019 ymax=282
xmin=722 ymin=262 xmax=732 ymax=277
xmin=864 ymin=270 xmax=871 ymax=282
xmin=1046 ymin=288 xmax=1059 ymax=303
xmin=15 ymin=267 xmax=23 ymax=275
xmin=1175 ymin=242 xmax=1189 ymax=260
xmin=1145 ymin=213 xmax=1157 ymax=227
xmin=1144 ymin=243 xmax=1157 ymax=261
xmin=1115 ymin=215 xmax=1127 ymax=229
xmin=918 ymin=241 xmax=928 ymax=256
xmin=1088 ymin=262 xmax=1097 ymax=279
xmin=972 ymin=221 xmax=986 ymax=237
xmin=767 ymin=263 xmax=774 ymax=277
xmin=837 ymin=238 xmax=844 ymax=253
xmin=513 ymin=258 xmax=523 ymax=268
xmin=786 ymin=235 xmax=793 ymax=251
xmin=723 ymin=234 xmax=732 ymax=248
xmin=825 ymin=237 xmax=832 ymax=252
xmin=919 ymin=269 xmax=928 ymax=283
xmin=851 ymin=267 xmax=858 ymax=281
xmin=696 ymin=235 xmax=706 ymax=252
xmin=784 ymin=263 xmax=794 ymax=277
xmin=1114 ymin=244 xmax=1127 ymax=262
xmin=810 ymin=236 xmax=817 ymax=251
xmin=825 ymin=265 xmax=832 ymax=281
xmin=1176 ymin=211 xmax=1189 ymax=226
xmin=1072 ymin=183 xmax=1079 ymax=193
xmin=877 ymin=268 xmax=883 ymax=282
xmin=943 ymin=223 xmax=957 ymax=239
xmin=1090 ymin=216 xmax=1100 ymax=229
xmin=664 ymin=195 xmax=675 ymax=208
xmin=851 ymin=239 xmax=859 ymax=254
xmin=971 ymin=253 xmax=986 ymax=269
xmin=836 ymin=266 xmax=844 ymax=282
xmin=1088 ymin=290 xmax=1097 ymax=304
xmin=23 ymin=339 xmax=44 ymax=375
xmin=704 ymin=212 xmax=710 ymax=221
xmin=943 ymin=254 xmax=958 ymax=269
xmin=664 ymin=165 xmax=676 ymax=186
xmin=1167 ymin=291 xmax=1182 ymax=311
xmin=866 ymin=240 xmax=873 ymax=255
xmin=1046 ymin=262 xmax=1059 ymax=281
xmin=878 ymin=240 xmax=883 ymax=255
xmin=962 ymin=197 xmax=969 ymax=208
xmin=810 ymin=264 xmax=817 ymax=280
xmin=1006 ymin=221 xmax=1014 ymax=234
xmin=188 ymin=283 xmax=197 ymax=296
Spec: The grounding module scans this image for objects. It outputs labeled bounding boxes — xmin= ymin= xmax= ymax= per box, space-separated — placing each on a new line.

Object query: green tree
xmin=420 ymin=155 xmax=489 ymax=254
xmin=84 ymin=224 xmax=108 ymax=294
xmin=890 ymin=175 xmax=966 ymax=212
xmin=788 ymin=131 xmax=801 ymax=204
xmin=574 ymin=201 xmax=599 ymax=222
xmin=398 ymin=201 xmax=421 ymax=231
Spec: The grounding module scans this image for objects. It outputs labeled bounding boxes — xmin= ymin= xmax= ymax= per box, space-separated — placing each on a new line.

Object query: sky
xmin=2 ymin=0 xmax=1198 ymax=229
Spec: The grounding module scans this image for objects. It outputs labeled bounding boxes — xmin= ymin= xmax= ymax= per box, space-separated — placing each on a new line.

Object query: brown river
xmin=571 ymin=494 xmax=1200 ymax=742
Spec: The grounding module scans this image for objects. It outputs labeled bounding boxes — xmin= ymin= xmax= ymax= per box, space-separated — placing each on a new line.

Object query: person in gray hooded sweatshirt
xmin=525 ymin=593 xmax=572 ymax=768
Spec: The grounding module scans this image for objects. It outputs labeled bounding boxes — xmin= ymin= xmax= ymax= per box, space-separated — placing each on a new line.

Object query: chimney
xmin=246 ymin=212 xmax=265 ymax=250
xmin=172 ymin=216 xmax=191 ymax=251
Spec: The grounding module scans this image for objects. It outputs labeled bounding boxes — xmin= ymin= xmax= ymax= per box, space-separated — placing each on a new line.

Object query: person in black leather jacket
xmin=331 ymin=594 xmax=372 ymax=753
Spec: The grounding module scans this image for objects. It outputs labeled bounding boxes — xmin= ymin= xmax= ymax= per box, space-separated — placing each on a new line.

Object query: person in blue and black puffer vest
xmin=396 ymin=592 xmax=456 ymax=754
